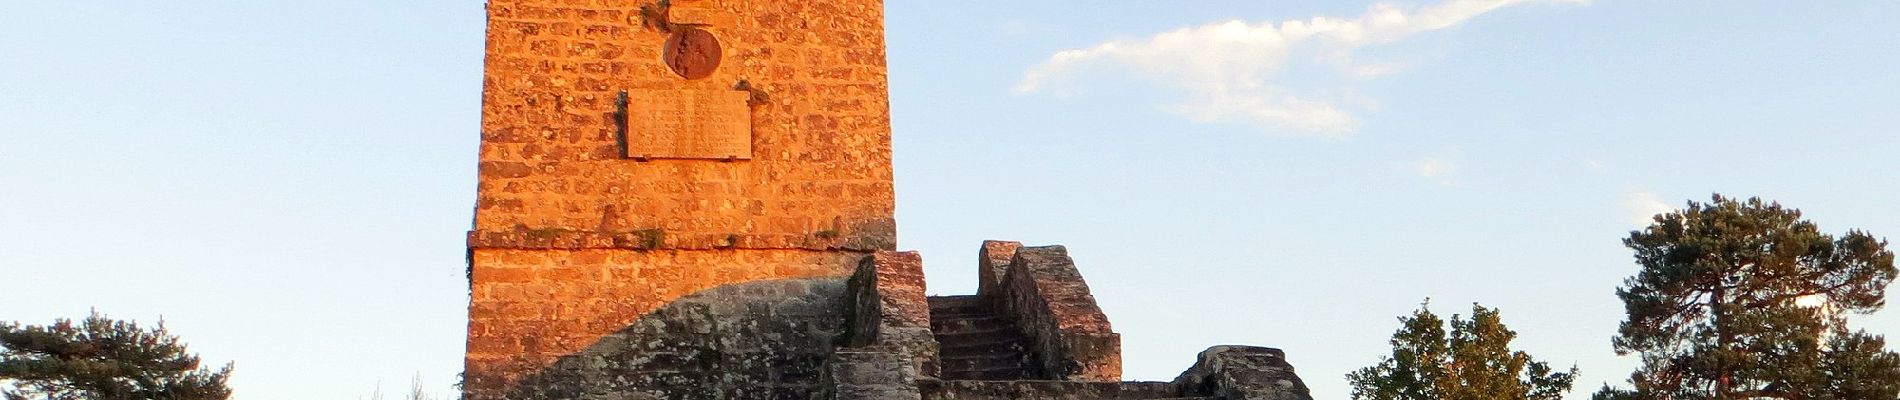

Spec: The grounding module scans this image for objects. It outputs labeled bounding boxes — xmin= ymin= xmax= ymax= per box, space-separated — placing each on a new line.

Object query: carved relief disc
xmin=664 ymin=27 xmax=722 ymax=80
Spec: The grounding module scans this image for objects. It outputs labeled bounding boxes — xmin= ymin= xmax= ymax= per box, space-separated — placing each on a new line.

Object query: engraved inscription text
xmin=624 ymin=89 xmax=752 ymax=160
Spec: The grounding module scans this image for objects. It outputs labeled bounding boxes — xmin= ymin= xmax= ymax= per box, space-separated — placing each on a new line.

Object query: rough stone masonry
xmin=464 ymin=0 xmax=1313 ymax=399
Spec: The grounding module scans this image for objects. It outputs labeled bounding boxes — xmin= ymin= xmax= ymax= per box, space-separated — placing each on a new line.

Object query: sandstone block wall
xmin=466 ymin=0 xmax=895 ymax=398
xmin=473 ymin=0 xmax=894 ymax=244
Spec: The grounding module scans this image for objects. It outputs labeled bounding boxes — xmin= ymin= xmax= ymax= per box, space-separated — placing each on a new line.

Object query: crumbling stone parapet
xmin=997 ymin=245 xmax=1121 ymax=381
xmin=1172 ymin=346 xmax=1314 ymax=400
xmin=844 ymin=251 xmax=939 ymax=376
xmin=974 ymin=240 xmax=1021 ymax=300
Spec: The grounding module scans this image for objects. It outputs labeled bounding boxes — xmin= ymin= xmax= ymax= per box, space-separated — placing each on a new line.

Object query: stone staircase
xmin=920 ymin=380 xmax=1214 ymax=400
xmin=928 ymin=295 xmax=1034 ymax=381
xmin=926 ymin=296 xmax=1211 ymax=399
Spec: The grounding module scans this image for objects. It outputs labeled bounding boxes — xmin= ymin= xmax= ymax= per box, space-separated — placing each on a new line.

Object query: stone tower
xmin=465 ymin=0 xmax=895 ymax=398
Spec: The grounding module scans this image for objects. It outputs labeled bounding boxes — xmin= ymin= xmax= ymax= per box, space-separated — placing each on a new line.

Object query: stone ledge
xmin=466 ymin=228 xmax=891 ymax=251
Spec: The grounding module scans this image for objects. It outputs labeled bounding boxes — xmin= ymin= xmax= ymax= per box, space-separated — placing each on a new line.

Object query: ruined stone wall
xmin=499 ymin=275 xmax=852 ymax=400
xmin=974 ymin=240 xmax=1021 ymax=300
xmin=999 ymin=246 xmax=1122 ymax=382
xmin=464 ymin=249 xmax=859 ymax=398
xmin=1173 ymin=347 xmax=1315 ymax=400
xmin=843 ymin=251 xmax=938 ymax=377
xmin=466 ymin=0 xmax=894 ymax=398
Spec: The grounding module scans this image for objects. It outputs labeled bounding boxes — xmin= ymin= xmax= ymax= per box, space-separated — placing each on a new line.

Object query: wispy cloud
xmin=1015 ymin=0 xmax=1586 ymax=135
xmin=1625 ymin=191 xmax=1675 ymax=225
xmin=1583 ymin=158 xmax=1606 ymax=172
xmin=1409 ymin=157 xmax=1462 ymax=186
xmin=1417 ymin=158 xmax=1456 ymax=178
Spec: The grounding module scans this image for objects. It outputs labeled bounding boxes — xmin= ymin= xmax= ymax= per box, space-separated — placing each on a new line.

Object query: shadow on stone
xmin=506 ymin=277 xmax=851 ymax=400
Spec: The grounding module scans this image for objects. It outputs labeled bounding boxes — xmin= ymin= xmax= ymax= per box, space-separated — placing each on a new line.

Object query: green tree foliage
xmin=1348 ymin=301 xmax=1578 ymax=400
xmin=0 ymin=312 xmax=231 ymax=400
xmin=1595 ymin=194 xmax=1900 ymax=400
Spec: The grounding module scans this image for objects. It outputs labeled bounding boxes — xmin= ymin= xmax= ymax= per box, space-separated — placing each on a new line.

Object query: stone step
xmin=930 ymin=308 xmax=994 ymax=320
xmin=931 ymin=316 xmax=1018 ymax=335
xmin=936 ymin=368 xmax=1028 ymax=381
xmin=938 ymin=353 xmax=1026 ymax=372
xmin=927 ymin=295 xmax=1039 ymax=381
xmin=921 ymin=380 xmax=1193 ymax=400
xmin=935 ymin=338 xmax=1025 ymax=358
xmin=938 ymin=352 xmax=1025 ymax=362
xmin=936 ymin=332 xmax=1023 ymax=346
xmin=925 ymin=307 xmax=985 ymax=315
xmin=934 ymin=323 xmax=1021 ymax=336
xmin=930 ymin=314 xmax=1006 ymax=325
xmin=935 ymin=336 xmax=1027 ymax=356
xmin=932 ymin=314 xmax=1007 ymax=325
xmin=926 ymin=295 xmax=985 ymax=308
xmin=927 ymin=295 xmax=993 ymax=318
xmin=933 ymin=318 xmax=1024 ymax=339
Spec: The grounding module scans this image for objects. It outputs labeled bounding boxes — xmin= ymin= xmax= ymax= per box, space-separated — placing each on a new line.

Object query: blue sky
xmin=3 ymin=1 xmax=1897 ymax=399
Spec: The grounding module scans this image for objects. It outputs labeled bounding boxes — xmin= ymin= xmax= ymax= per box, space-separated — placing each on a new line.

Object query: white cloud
xmin=1408 ymin=157 xmax=1462 ymax=186
xmin=1015 ymin=0 xmax=1586 ymax=135
xmin=1417 ymin=158 xmax=1456 ymax=178
xmin=1583 ymin=158 xmax=1606 ymax=172
xmin=1625 ymin=191 xmax=1675 ymax=225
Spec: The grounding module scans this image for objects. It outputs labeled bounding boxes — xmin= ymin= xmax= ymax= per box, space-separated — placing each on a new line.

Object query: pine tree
xmin=1595 ymin=194 xmax=1900 ymax=400
xmin=1349 ymin=301 xmax=1577 ymax=400
xmin=0 ymin=312 xmax=232 ymax=400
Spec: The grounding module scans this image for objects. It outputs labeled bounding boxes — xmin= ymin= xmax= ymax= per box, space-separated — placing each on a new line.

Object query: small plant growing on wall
xmin=637 ymin=0 xmax=674 ymax=32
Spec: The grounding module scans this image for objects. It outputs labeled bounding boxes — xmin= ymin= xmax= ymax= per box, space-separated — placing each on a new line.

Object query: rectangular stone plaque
xmin=624 ymin=89 xmax=752 ymax=160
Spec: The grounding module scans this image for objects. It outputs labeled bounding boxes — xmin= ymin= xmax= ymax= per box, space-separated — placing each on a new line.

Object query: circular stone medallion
xmin=664 ymin=27 xmax=722 ymax=80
